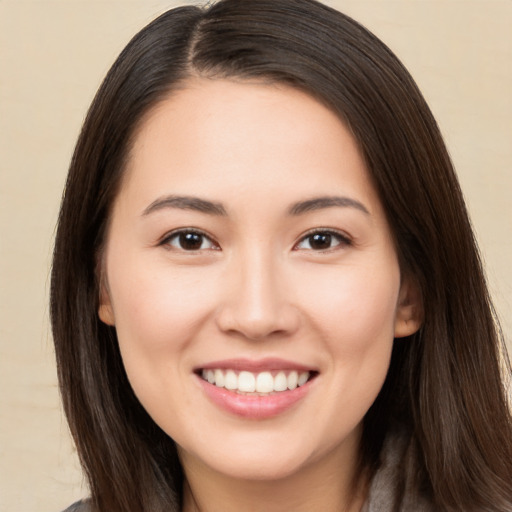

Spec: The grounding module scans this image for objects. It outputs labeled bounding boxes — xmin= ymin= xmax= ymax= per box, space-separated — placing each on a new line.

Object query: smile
xmin=200 ymin=369 xmax=312 ymax=395
xmin=195 ymin=360 xmax=318 ymax=419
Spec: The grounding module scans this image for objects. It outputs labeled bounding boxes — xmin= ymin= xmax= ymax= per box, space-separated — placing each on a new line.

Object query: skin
xmin=99 ymin=78 xmax=421 ymax=511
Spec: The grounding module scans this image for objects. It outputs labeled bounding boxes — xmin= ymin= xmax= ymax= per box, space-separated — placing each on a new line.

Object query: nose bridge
xmin=217 ymin=243 xmax=298 ymax=340
xmin=240 ymin=248 xmax=279 ymax=318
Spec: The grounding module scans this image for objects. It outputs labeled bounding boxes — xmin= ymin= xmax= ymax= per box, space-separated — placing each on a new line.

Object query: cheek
xmin=299 ymin=261 xmax=400 ymax=346
xmin=105 ymin=255 xmax=221 ymax=412
xmin=109 ymin=260 xmax=215 ymax=349
xmin=105 ymin=258 xmax=220 ymax=431
xmin=297 ymin=261 xmax=399 ymax=413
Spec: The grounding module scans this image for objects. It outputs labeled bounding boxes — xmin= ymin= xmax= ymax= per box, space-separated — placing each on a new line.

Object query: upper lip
xmin=196 ymin=358 xmax=317 ymax=373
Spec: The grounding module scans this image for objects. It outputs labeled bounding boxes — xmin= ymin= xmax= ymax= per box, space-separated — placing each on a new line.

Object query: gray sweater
xmin=361 ymin=430 xmax=434 ymax=511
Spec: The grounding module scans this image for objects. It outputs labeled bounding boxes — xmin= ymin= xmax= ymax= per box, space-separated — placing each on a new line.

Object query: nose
xmin=215 ymin=251 xmax=300 ymax=341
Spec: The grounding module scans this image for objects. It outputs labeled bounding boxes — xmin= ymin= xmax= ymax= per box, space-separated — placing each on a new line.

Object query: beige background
xmin=0 ymin=1 xmax=510 ymax=511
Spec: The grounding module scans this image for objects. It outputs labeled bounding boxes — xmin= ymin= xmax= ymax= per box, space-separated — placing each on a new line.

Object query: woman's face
xmin=99 ymin=79 xmax=420 ymax=483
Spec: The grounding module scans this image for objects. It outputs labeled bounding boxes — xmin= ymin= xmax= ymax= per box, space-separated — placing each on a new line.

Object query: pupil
xmin=310 ymin=233 xmax=331 ymax=249
xmin=179 ymin=232 xmax=203 ymax=250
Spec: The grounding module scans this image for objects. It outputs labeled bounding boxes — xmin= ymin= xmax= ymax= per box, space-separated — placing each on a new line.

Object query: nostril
xmin=215 ymin=302 xmax=301 ymax=341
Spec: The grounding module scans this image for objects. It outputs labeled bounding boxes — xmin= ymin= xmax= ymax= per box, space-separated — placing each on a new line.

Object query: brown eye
xmin=164 ymin=230 xmax=217 ymax=251
xmin=309 ymin=233 xmax=333 ymax=250
xmin=295 ymin=230 xmax=351 ymax=251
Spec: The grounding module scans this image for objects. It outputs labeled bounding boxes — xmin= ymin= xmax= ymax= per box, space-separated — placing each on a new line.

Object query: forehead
xmin=119 ymin=78 xmax=380 ymax=216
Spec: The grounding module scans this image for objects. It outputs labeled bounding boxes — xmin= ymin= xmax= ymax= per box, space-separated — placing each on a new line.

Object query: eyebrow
xmin=288 ymin=196 xmax=370 ymax=216
xmin=142 ymin=195 xmax=228 ymax=216
xmin=142 ymin=194 xmax=369 ymax=217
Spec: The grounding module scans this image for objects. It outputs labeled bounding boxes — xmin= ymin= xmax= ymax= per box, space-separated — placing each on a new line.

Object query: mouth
xmin=198 ymin=368 xmax=317 ymax=396
xmin=194 ymin=358 xmax=319 ymax=418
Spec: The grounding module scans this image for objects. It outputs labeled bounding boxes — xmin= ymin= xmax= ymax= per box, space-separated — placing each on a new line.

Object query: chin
xmin=221 ymin=453 xmax=308 ymax=481
xmin=203 ymin=455 xmax=312 ymax=483
xmin=178 ymin=427 xmax=351 ymax=484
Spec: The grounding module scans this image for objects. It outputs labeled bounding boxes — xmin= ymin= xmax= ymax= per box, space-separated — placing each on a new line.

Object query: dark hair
xmin=51 ymin=1 xmax=512 ymax=510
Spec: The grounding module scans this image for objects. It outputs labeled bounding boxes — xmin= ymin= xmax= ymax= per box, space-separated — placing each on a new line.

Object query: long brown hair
xmin=51 ymin=1 xmax=512 ymax=510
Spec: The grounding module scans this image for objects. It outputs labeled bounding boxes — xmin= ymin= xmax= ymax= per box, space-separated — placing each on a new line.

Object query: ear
xmin=394 ymin=275 xmax=423 ymax=338
xmin=97 ymin=262 xmax=116 ymax=326
xmin=98 ymin=281 xmax=115 ymax=326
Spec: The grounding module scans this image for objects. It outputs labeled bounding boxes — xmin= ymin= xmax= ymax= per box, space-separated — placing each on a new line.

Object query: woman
xmin=52 ymin=0 xmax=512 ymax=510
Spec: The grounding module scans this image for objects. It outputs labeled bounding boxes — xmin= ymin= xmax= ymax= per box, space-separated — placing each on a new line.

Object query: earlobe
xmin=98 ymin=280 xmax=115 ymax=326
xmin=394 ymin=276 xmax=423 ymax=338
xmin=99 ymin=303 xmax=115 ymax=326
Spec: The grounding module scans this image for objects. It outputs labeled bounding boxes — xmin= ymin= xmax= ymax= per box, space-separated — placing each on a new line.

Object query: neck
xmin=180 ymin=432 xmax=367 ymax=512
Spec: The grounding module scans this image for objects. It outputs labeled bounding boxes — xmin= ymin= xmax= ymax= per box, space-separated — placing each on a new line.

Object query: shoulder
xmin=62 ymin=499 xmax=91 ymax=512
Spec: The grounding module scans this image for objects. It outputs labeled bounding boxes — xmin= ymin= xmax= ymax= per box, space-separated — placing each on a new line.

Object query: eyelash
xmin=294 ymin=229 xmax=352 ymax=252
xmin=160 ymin=228 xmax=352 ymax=252
xmin=160 ymin=228 xmax=220 ymax=252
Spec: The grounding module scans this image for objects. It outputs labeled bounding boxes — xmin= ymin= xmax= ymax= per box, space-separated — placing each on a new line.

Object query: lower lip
xmin=197 ymin=375 xmax=313 ymax=419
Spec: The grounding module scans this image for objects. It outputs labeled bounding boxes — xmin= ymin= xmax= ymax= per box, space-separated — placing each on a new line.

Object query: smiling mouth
xmin=199 ymin=369 xmax=317 ymax=395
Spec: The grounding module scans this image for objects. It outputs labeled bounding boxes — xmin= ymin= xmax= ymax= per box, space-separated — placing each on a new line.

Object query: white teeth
xmin=201 ymin=368 xmax=312 ymax=394
xmin=287 ymin=371 xmax=298 ymax=390
xmin=238 ymin=371 xmax=256 ymax=392
xmin=298 ymin=371 xmax=309 ymax=386
xmin=256 ymin=371 xmax=274 ymax=393
xmin=224 ymin=370 xmax=238 ymax=390
xmin=214 ymin=369 xmax=225 ymax=388
xmin=274 ymin=372 xmax=288 ymax=391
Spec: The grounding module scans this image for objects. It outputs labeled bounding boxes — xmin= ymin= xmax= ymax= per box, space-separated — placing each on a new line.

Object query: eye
xmin=295 ymin=230 xmax=351 ymax=251
xmin=162 ymin=229 xmax=219 ymax=251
